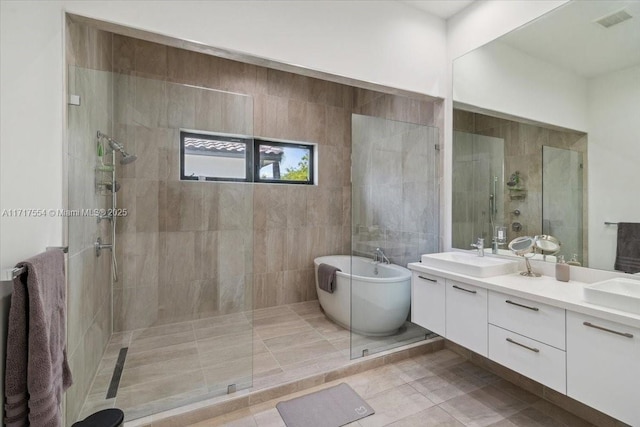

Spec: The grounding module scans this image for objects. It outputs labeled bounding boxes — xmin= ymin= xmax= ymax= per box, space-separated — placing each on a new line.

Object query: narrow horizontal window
xmin=180 ymin=131 xmax=252 ymax=182
xmin=180 ymin=131 xmax=315 ymax=185
xmin=254 ymin=140 xmax=314 ymax=185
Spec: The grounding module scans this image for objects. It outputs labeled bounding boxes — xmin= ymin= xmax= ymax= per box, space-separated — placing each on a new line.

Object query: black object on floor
xmin=106 ymin=347 xmax=128 ymax=399
xmin=72 ymin=408 xmax=124 ymax=427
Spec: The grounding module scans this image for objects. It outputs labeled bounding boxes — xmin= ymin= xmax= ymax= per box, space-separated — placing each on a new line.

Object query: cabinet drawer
xmin=411 ymin=272 xmax=445 ymax=336
xmin=489 ymin=291 xmax=565 ymax=350
xmin=446 ymin=280 xmax=488 ymax=356
xmin=489 ymin=325 xmax=566 ymax=393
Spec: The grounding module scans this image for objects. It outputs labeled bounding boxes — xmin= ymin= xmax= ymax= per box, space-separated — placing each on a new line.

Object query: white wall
xmin=453 ymin=41 xmax=588 ymax=131
xmin=587 ymin=65 xmax=640 ymax=271
xmin=0 ymin=0 xmax=446 ymax=273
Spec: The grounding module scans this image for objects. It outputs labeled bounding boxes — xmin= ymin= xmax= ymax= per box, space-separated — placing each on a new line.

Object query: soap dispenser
xmin=555 ymin=255 xmax=570 ymax=282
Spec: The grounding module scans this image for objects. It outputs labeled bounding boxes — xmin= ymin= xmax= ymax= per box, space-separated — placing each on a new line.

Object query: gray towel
xmin=5 ymin=249 xmax=72 ymax=427
xmin=318 ymin=263 xmax=341 ymax=293
xmin=614 ymin=223 xmax=640 ymax=274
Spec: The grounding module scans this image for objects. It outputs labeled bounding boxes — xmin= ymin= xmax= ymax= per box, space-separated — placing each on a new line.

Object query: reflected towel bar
xmin=2 ymin=246 xmax=68 ymax=281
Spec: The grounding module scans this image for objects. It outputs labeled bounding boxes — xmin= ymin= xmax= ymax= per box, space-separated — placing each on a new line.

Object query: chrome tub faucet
xmin=374 ymin=247 xmax=390 ymax=264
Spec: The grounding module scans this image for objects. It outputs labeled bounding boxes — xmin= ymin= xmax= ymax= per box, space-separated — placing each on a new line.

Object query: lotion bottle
xmin=555 ymin=255 xmax=570 ymax=282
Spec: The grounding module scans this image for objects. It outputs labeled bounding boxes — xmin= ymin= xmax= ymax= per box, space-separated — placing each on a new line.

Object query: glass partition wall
xmin=68 ymin=66 xmax=255 ymax=422
xmin=350 ymin=114 xmax=439 ymax=358
xmin=452 ymin=131 xmax=505 ymax=248
xmin=543 ymin=146 xmax=584 ymax=263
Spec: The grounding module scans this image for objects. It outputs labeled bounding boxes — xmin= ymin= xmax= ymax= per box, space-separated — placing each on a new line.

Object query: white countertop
xmin=408 ymin=261 xmax=640 ymax=330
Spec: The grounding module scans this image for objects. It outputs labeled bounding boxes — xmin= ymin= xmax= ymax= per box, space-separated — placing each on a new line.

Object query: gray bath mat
xmin=276 ymin=383 xmax=374 ymax=427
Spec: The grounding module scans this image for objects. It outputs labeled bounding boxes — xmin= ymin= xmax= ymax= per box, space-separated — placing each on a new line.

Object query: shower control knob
xmin=512 ymin=209 xmax=521 ymax=216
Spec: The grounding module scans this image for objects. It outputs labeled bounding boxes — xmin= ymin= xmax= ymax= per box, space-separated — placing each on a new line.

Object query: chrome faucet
xmin=374 ymin=247 xmax=390 ymax=264
xmin=470 ymin=238 xmax=485 ymax=257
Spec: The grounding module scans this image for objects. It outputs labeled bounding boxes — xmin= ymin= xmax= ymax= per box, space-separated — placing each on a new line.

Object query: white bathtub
xmin=314 ymin=255 xmax=411 ymax=337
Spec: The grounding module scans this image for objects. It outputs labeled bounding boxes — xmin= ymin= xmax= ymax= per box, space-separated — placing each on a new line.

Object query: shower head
xmin=107 ymin=139 xmax=138 ymax=165
xmin=120 ymin=153 xmax=138 ymax=165
xmin=97 ymin=131 xmax=138 ymax=165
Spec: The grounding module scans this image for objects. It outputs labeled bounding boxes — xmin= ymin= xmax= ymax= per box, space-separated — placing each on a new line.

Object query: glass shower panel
xmin=452 ymin=131 xmax=505 ymax=248
xmin=350 ymin=114 xmax=439 ymax=359
xmin=543 ymin=146 xmax=584 ymax=263
xmin=105 ymin=76 xmax=254 ymax=420
xmin=66 ymin=65 xmax=115 ymax=425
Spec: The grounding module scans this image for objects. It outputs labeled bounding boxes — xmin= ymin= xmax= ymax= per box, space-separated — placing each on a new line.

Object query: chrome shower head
xmin=120 ymin=153 xmax=138 ymax=165
xmin=98 ymin=131 xmax=138 ymax=166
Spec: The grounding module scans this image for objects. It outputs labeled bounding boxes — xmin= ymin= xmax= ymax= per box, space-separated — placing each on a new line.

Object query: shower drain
xmin=106 ymin=347 xmax=128 ymax=399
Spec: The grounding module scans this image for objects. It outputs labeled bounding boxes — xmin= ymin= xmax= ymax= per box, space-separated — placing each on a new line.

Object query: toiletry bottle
xmin=567 ymin=254 xmax=581 ymax=267
xmin=556 ymin=255 xmax=570 ymax=282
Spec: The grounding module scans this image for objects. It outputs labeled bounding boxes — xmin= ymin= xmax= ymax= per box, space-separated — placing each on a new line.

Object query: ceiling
xmin=400 ymin=0 xmax=475 ymax=19
xmin=498 ymin=0 xmax=640 ymax=78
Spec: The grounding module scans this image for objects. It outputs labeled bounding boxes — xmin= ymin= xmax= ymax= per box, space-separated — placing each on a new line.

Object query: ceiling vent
xmin=595 ymin=9 xmax=633 ymax=28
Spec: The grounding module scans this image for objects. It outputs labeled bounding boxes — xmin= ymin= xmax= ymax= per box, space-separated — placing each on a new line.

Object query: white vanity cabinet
xmin=488 ymin=291 xmax=567 ymax=393
xmin=411 ymin=271 xmax=445 ymax=336
xmin=566 ymin=311 xmax=640 ymax=426
xmin=446 ymin=280 xmax=488 ymax=356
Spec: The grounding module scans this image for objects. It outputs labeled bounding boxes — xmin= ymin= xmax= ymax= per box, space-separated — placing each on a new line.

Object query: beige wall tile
xmin=135 ymin=39 xmax=168 ymax=78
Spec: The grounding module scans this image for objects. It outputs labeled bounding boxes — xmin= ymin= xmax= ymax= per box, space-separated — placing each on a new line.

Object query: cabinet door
xmin=567 ymin=312 xmax=640 ymax=426
xmin=446 ymin=280 xmax=488 ymax=356
xmin=411 ymin=272 xmax=445 ymax=336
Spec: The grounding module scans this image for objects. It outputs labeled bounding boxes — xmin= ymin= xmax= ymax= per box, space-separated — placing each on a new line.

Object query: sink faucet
xmin=374 ymin=247 xmax=390 ymax=264
xmin=470 ymin=238 xmax=485 ymax=257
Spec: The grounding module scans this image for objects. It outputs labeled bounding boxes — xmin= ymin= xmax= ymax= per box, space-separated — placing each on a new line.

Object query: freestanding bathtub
xmin=314 ymin=255 xmax=411 ymax=337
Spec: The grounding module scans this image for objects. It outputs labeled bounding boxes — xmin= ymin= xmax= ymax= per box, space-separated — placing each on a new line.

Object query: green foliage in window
xmin=282 ymin=153 xmax=309 ymax=181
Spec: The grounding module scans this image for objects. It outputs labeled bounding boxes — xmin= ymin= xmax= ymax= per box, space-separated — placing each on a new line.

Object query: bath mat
xmin=276 ymin=383 xmax=374 ymax=427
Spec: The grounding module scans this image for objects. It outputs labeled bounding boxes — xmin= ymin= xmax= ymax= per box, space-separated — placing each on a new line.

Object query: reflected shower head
xmin=97 ymin=131 xmax=138 ymax=165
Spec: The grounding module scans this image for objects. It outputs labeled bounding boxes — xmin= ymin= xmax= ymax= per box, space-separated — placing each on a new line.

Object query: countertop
xmin=408 ymin=261 xmax=640 ymax=330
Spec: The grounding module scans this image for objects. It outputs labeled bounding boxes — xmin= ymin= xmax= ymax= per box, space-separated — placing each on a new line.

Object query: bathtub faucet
xmin=374 ymin=248 xmax=390 ymax=264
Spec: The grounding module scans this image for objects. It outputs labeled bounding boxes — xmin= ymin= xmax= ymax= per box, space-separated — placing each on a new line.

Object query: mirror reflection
xmin=452 ymin=0 xmax=640 ymax=272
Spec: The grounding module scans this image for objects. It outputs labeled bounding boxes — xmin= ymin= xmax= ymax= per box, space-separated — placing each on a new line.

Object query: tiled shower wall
xmin=453 ymin=109 xmax=588 ymax=263
xmin=65 ymin=21 xmax=114 ymax=424
xmin=108 ymin=34 xmax=442 ymax=331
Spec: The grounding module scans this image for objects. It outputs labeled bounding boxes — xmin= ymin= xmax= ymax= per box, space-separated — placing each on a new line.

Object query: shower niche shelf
xmin=508 ymin=188 xmax=527 ymax=200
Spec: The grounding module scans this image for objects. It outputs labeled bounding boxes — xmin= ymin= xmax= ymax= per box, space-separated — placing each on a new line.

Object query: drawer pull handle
xmin=418 ymin=275 xmax=438 ymax=283
xmin=452 ymin=285 xmax=476 ymax=294
xmin=505 ymin=300 xmax=539 ymax=311
xmin=583 ymin=322 xmax=634 ymax=338
xmin=506 ymin=337 xmax=540 ymax=353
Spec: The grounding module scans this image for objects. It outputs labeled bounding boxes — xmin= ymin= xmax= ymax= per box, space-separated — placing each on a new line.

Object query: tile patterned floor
xmin=78 ymin=300 xmax=428 ymax=422
xmin=187 ymin=349 xmax=597 ymax=427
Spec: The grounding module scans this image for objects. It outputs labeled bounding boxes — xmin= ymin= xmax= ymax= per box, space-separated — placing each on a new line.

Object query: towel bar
xmin=604 ymin=222 xmax=618 ymax=225
xmin=2 ymin=246 xmax=68 ymax=281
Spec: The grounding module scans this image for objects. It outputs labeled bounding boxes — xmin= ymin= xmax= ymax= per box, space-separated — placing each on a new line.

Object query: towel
xmin=318 ymin=263 xmax=341 ymax=294
xmin=614 ymin=223 xmax=640 ymax=274
xmin=5 ymin=249 xmax=72 ymax=427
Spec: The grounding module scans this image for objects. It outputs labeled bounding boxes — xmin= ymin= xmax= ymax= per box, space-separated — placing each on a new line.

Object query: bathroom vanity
xmin=409 ymin=254 xmax=640 ymax=426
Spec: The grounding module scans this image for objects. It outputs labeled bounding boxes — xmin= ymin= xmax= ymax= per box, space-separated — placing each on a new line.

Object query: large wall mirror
xmin=452 ymin=0 xmax=640 ymax=272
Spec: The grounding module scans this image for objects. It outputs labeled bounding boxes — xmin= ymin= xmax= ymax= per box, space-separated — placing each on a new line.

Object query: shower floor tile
xmin=77 ymin=300 xmax=428 ymax=423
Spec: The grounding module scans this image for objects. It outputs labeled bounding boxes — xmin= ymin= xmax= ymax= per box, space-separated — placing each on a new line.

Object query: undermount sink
xmin=583 ymin=278 xmax=640 ymax=315
xmin=420 ymin=252 xmax=519 ymax=278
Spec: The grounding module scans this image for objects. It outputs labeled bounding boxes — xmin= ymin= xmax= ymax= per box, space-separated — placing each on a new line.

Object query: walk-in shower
xmin=65 ymin=19 xmax=443 ymax=425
